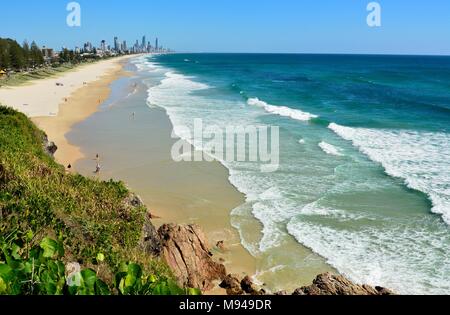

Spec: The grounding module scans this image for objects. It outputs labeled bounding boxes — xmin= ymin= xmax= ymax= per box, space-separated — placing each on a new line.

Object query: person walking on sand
xmin=93 ymin=154 xmax=101 ymax=174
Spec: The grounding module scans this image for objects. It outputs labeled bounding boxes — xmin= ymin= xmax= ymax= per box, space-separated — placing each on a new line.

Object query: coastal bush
xmin=0 ymin=105 xmax=198 ymax=295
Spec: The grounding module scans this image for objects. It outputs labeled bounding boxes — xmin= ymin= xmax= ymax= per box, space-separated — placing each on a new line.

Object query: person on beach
xmin=94 ymin=162 xmax=101 ymax=174
xmin=93 ymin=154 xmax=101 ymax=174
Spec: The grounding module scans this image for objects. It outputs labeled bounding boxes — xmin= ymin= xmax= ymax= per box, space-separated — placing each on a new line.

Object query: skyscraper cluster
xmin=79 ymin=35 xmax=170 ymax=57
xmin=130 ymin=35 xmax=165 ymax=53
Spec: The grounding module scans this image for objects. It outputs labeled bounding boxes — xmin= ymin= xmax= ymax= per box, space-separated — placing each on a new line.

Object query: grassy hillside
xmin=0 ymin=106 xmax=192 ymax=295
xmin=0 ymin=64 xmax=77 ymax=87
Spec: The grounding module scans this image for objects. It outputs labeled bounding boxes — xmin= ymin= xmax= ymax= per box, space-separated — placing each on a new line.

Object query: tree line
xmin=0 ymin=38 xmax=45 ymax=71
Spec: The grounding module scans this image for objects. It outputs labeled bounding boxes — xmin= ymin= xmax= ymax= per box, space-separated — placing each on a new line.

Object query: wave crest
xmin=329 ymin=122 xmax=450 ymax=225
xmin=247 ymin=97 xmax=318 ymax=121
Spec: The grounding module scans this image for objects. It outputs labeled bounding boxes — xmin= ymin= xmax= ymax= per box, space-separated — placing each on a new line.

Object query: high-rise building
xmin=83 ymin=42 xmax=93 ymax=52
xmin=142 ymin=36 xmax=146 ymax=50
xmin=122 ymin=40 xmax=127 ymax=52
xmin=155 ymin=38 xmax=159 ymax=51
xmin=100 ymin=40 xmax=106 ymax=52
xmin=114 ymin=37 xmax=119 ymax=52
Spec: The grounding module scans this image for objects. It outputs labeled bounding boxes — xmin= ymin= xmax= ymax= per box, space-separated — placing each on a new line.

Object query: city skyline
xmin=76 ymin=35 xmax=169 ymax=55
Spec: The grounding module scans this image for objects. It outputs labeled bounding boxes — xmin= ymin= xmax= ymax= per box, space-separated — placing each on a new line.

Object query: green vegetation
xmin=0 ymin=37 xmax=113 ymax=88
xmin=0 ymin=38 xmax=45 ymax=71
xmin=0 ymin=64 xmax=77 ymax=87
xmin=0 ymin=106 xmax=199 ymax=295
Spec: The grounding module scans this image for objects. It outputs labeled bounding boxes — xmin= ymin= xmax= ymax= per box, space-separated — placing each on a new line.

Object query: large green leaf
xmin=124 ymin=263 xmax=141 ymax=288
xmin=80 ymin=269 xmax=97 ymax=293
xmin=187 ymin=287 xmax=202 ymax=295
xmin=0 ymin=276 xmax=7 ymax=294
xmin=40 ymin=238 xmax=64 ymax=258
xmin=11 ymin=243 xmax=21 ymax=260
xmin=0 ymin=264 xmax=13 ymax=281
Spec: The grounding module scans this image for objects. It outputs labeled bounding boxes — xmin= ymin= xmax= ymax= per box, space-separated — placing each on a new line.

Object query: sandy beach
xmin=0 ymin=56 xmax=133 ymax=167
xmin=68 ymin=73 xmax=258 ymax=292
xmin=1 ymin=55 xmax=259 ymax=293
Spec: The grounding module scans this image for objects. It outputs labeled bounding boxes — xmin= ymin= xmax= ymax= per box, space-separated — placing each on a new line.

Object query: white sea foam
xmin=329 ymin=123 xmax=450 ymax=225
xmin=132 ymin=56 xmax=164 ymax=73
xmin=287 ymin=209 xmax=450 ymax=294
xmin=298 ymin=139 xmax=305 ymax=144
xmin=318 ymin=141 xmax=343 ymax=156
xmin=139 ymin=57 xmax=450 ymax=295
xmin=247 ymin=97 xmax=318 ymax=121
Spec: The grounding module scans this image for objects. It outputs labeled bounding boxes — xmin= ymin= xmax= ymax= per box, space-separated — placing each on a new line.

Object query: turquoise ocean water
xmin=134 ymin=54 xmax=450 ymax=294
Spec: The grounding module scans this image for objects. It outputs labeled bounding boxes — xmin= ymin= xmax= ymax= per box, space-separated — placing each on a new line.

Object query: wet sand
xmin=32 ymin=58 xmax=132 ymax=168
xmin=69 ymin=74 xmax=257 ymax=291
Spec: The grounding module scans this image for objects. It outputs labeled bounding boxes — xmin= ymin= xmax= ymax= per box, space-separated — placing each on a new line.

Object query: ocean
xmin=135 ymin=53 xmax=450 ymax=294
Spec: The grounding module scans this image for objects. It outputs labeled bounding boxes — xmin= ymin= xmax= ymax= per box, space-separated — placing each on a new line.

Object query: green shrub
xmin=0 ymin=106 xmax=199 ymax=295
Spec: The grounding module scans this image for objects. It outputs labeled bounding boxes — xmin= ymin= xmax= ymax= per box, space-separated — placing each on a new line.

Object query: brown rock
xmin=274 ymin=290 xmax=289 ymax=295
xmin=158 ymin=224 xmax=227 ymax=291
xmin=216 ymin=240 xmax=226 ymax=251
xmin=42 ymin=134 xmax=57 ymax=157
xmin=292 ymin=273 xmax=394 ymax=295
xmin=241 ymin=276 xmax=264 ymax=295
xmin=140 ymin=214 xmax=161 ymax=256
xmin=220 ymin=274 xmax=244 ymax=295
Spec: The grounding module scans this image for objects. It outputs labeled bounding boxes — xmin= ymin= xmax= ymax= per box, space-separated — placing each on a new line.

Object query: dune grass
xmin=0 ymin=64 xmax=78 ymax=87
xmin=0 ymin=106 xmax=184 ymax=294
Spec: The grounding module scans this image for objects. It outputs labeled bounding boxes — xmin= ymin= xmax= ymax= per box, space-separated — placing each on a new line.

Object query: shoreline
xmin=69 ymin=73 xmax=258 ymax=291
xmin=0 ymin=56 xmax=134 ymax=168
xmin=32 ymin=63 xmax=129 ymax=168
xmin=1 ymin=54 xmax=258 ymax=293
xmin=0 ymin=54 xmax=399 ymax=295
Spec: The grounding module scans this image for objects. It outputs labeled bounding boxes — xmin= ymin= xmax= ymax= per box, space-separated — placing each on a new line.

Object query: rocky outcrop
xmin=219 ymin=274 xmax=266 ymax=295
xmin=291 ymin=273 xmax=394 ymax=295
xmin=42 ymin=134 xmax=57 ymax=157
xmin=140 ymin=214 xmax=162 ymax=256
xmin=220 ymin=274 xmax=244 ymax=295
xmin=138 ymin=218 xmax=394 ymax=295
xmin=157 ymin=224 xmax=227 ymax=291
xmin=221 ymin=272 xmax=393 ymax=296
xmin=241 ymin=276 xmax=266 ymax=295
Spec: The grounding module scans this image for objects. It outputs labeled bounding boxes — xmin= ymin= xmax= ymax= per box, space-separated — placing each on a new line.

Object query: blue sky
xmin=1 ymin=0 xmax=449 ymax=55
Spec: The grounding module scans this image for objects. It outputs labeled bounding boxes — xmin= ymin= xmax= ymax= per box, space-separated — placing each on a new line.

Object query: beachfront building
xmin=41 ymin=46 xmax=55 ymax=62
